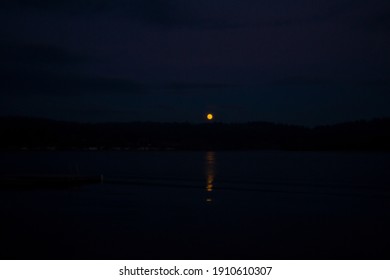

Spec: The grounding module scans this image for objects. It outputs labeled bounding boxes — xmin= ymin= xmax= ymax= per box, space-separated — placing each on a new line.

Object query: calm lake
xmin=1 ymin=151 xmax=389 ymax=259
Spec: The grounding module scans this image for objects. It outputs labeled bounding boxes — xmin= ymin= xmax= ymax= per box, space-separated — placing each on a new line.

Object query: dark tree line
xmin=1 ymin=116 xmax=389 ymax=150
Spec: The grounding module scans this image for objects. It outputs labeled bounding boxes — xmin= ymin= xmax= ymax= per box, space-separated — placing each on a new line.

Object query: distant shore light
xmin=207 ymin=113 xmax=214 ymax=120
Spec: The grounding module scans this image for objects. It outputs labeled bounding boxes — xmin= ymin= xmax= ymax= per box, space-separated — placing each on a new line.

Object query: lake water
xmin=1 ymin=151 xmax=389 ymax=259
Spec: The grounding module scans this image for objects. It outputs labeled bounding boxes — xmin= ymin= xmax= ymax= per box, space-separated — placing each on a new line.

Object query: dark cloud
xmin=0 ymin=68 xmax=241 ymax=97
xmin=0 ymin=0 xmax=183 ymax=25
xmin=0 ymin=0 xmax=111 ymax=11
xmin=2 ymin=0 xmax=386 ymax=29
xmin=271 ymin=76 xmax=390 ymax=88
xmin=0 ymin=41 xmax=101 ymax=95
xmin=354 ymin=12 xmax=390 ymax=31
xmin=0 ymin=40 xmax=89 ymax=65
xmin=156 ymin=82 xmax=239 ymax=91
xmin=0 ymin=40 xmax=241 ymax=96
xmin=0 ymin=69 xmax=144 ymax=96
xmin=0 ymin=41 xmax=238 ymax=96
xmin=0 ymin=41 xmax=140 ymax=95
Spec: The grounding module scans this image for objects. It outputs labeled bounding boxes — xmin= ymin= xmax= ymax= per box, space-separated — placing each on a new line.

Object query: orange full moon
xmin=207 ymin=113 xmax=214 ymax=120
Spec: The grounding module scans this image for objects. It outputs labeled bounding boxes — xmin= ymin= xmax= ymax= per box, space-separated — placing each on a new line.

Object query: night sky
xmin=1 ymin=0 xmax=389 ymax=125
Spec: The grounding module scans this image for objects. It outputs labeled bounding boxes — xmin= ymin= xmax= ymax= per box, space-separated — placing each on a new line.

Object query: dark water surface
xmin=1 ymin=151 xmax=389 ymax=259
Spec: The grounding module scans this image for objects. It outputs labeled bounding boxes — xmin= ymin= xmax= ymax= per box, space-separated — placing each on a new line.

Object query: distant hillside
xmin=0 ymin=117 xmax=389 ymax=151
